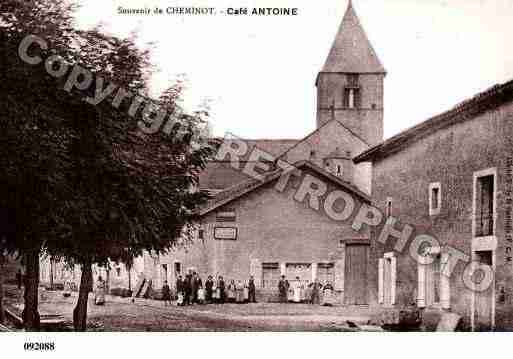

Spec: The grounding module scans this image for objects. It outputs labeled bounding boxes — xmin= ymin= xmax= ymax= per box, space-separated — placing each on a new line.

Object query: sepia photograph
xmin=1 ymin=0 xmax=513 ymax=356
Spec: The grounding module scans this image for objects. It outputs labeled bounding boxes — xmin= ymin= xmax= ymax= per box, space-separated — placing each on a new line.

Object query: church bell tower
xmin=316 ymin=0 xmax=386 ymax=147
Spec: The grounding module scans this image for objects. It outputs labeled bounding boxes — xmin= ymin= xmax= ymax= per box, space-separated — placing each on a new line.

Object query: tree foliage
xmin=0 ymin=0 xmax=216 ymax=330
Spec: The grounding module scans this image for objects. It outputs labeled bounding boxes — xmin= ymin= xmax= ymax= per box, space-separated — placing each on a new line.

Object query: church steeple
xmin=322 ymin=0 xmax=385 ymax=74
xmin=316 ymin=1 xmax=385 ymax=147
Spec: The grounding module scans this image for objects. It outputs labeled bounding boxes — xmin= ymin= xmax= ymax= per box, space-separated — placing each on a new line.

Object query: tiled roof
xmin=354 ymin=79 xmax=513 ymax=163
xmin=199 ymin=160 xmax=371 ymax=216
xmin=321 ymin=0 xmax=385 ymax=74
xmin=244 ymin=139 xmax=299 ymax=157
xmin=200 ymin=139 xmax=298 ymax=191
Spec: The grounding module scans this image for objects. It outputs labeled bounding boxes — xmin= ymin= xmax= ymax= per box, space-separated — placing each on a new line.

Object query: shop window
xmin=262 ymin=263 xmax=279 ymax=289
xmin=317 ymin=263 xmax=335 ymax=286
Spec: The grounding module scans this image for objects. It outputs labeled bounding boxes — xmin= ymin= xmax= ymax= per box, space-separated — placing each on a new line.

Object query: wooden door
xmin=345 ymin=244 xmax=369 ymax=305
xmin=474 ymin=251 xmax=493 ymax=331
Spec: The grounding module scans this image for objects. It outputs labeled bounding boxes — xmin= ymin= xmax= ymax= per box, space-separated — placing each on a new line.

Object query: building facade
xmin=355 ymin=81 xmax=513 ymax=330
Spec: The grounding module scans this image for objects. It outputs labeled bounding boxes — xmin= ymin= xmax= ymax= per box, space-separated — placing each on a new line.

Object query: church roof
xmin=244 ymin=139 xmax=298 ymax=157
xmin=277 ymin=119 xmax=370 ymax=161
xmin=321 ymin=1 xmax=385 ymax=74
xmin=199 ymin=160 xmax=371 ymax=216
xmin=199 ymin=139 xmax=299 ymax=190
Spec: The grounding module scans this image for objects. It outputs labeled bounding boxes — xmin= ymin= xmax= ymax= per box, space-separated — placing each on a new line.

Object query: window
xmin=474 ymin=170 xmax=496 ymax=237
xmin=216 ymin=208 xmax=236 ymax=222
xmin=343 ymin=88 xmax=361 ymax=109
xmin=385 ymin=197 xmax=393 ymax=217
xmin=116 ymin=267 xmax=121 ymax=277
xmin=262 ymin=263 xmax=279 ymax=288
xmin=161 ymin=264 xmax=168 ymax=285
xmin=347 ymin=74 xmax=359 ymax=87
xmin=174 ymin=262 xmax=181 ymax=277
xmin=317 ymin=263 xmax=335 ymax=286
xmin=336 ymin=165 xmax=342 ymax=176
xmin=198 ymin=229 xmax=204 ymax=240
xmin=429 ymin=182 xmax=442 ymax=216
xmin=343 ymin=74 xmax=361 ymax=109
xmin=418 ymin=251 xmax=444 ymax=308
xmin=285 ymin=263 xmax=311 ymax=287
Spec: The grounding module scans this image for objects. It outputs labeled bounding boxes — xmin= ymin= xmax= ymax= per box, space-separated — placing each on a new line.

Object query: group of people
xmin=162 ymin=271 xmax=257 ymax=306
xmin=278 ymin=275 xmax=336 ymax=306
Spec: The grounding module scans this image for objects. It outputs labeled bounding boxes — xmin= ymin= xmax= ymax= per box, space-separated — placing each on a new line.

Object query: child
xmin=197 ymin=284 xmax=205 ymax=305
xmin=162 ymin=280 xmax=171 ymax=306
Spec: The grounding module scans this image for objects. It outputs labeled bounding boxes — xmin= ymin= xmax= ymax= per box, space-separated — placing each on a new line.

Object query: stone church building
xmin=140 ymin=0 xmax=384 ymax=304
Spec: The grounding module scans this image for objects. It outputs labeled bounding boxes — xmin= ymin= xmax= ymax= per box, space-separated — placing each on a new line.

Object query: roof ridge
xmin=354 ymin=78 xmax=513 ymax=162
xmin=200 ymin=160 xmax=370 ymax=216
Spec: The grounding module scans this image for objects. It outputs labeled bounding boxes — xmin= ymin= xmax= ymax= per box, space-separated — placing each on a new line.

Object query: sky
xmin=75 ymin=0 xmax=513 ymax=140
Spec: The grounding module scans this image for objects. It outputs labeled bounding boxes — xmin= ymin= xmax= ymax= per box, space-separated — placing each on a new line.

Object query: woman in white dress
xmin=321 ymin=282 xmax=335 ymax=306
xmin=212 ymin=280 xmax=219 ymax=303
xmin=235 ymin=280 xmax=245 ymax=303
xmin=292 ymin=276 xmax=302 ymax=303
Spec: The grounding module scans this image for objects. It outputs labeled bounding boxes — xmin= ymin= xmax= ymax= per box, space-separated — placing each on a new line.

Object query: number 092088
xmin=24 ymin=342 xmax=55 ymax=351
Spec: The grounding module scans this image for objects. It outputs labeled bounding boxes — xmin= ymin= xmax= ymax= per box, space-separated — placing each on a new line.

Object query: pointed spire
xmin=321 ymin=1 xmax=385 ymax=73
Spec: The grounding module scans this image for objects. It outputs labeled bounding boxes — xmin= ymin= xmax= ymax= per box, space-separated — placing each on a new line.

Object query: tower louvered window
xmin=344 ymin=74 xmax=361 ymax=109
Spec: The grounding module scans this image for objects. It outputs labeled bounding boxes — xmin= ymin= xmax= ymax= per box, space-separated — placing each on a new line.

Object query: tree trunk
xmin=73 ymin=261 xmax=92 ymax=331
xmin=127 ymin=264 xmax=132 ymax=292
xmin=49 ymin=257 xmax=54 ymax=290
xmin=22 ymin=250 xmax=40 ymax=330
xmin=0 ymin=262 xmax=5 ymax=325
xmin=106 ymin=269 xmax=110 ymax=294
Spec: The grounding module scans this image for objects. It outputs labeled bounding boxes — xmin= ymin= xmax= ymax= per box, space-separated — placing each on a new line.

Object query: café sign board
xmin=214 ymin=227 xmax=237 ymax=240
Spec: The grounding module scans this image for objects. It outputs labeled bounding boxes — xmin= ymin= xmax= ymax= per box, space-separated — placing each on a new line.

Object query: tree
xmin=1 ymin=0 xmax=216 ymax=331
xmin=0 ymin=0 xmax=83 ymax=330
xmin=0 ymin=255 xmax=5 ymax=325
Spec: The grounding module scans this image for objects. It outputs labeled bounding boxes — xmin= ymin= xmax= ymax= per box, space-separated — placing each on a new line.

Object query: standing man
xmin=162 ymin=280 xmax=171 ymax=306
xmin=278 ymin=275 xmax=288 ymax=303
xmin=184 ymin=270 xmax=192 ymax=306
xmin=205 ymin=275 xmax=214 ymax=303
xmin=192 ymin=272 xmax=202 ymax=304
xmin=248 ymin=275 xmax=256 ymax=303
xmin=311 ymin=278 xmax=321 ymax=305
xmin=218 ymin=275 xmax=226 ymax=304
xmin=175 ymin=275 xmax=184 ymax=306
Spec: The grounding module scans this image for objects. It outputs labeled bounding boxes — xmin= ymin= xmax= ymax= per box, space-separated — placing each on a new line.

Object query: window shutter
xmin=343 ymin=89 xmax=350 ymax=108
xmin=355 ymin=88 xmax=361 ymax=108
xmin=334 ymin=259 xmax=345 ymax=291
xmin=391 ymin=257 xmax=397 ymax=305
xmin=440 ymin=253 xmax=451 ymax=309
xmin=378 ymin=258 xmax=384 ymax=304
xmin=417 ymin=263 xmax=426 ymax=308
xmin=250 ymin=258 xmax=261 ymax=289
